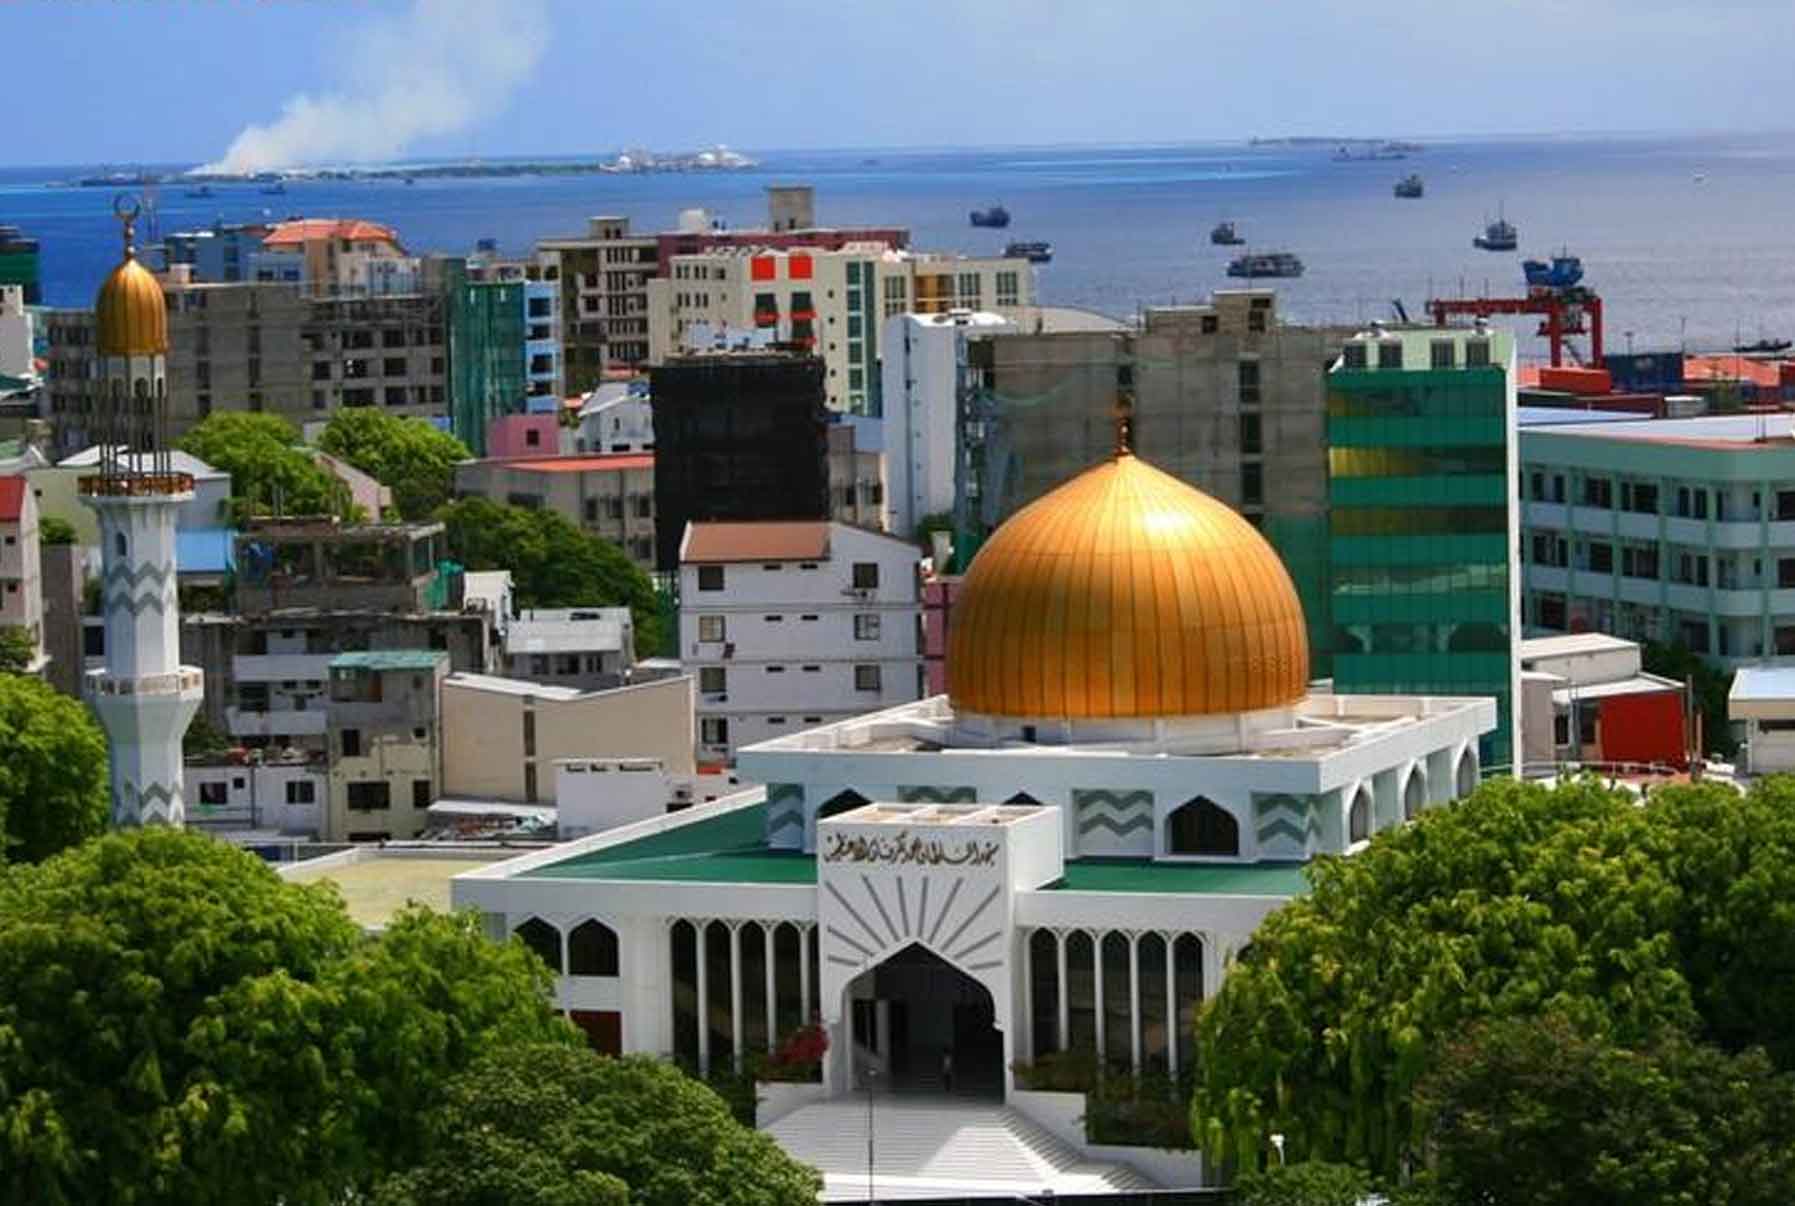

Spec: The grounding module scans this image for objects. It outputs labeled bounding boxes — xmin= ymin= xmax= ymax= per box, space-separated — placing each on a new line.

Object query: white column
xmin=1164 ymin=931 xmax=1179 ymax=1079
xmin=1056 ymin=929 xmax=1069 ymax=1051
xmin=1020 ymin=931 xmax=1034 ymax=1061
xmin=1093 ymin=930 xmax=1106 ymax=1061
xmin=800 ymin=924 xmax=814 ymax=1023
xmin=1128 ymin=931 xmax=1142 ymax=1073
xmin=729 ymin=923 xmax=744 ymax=1069
xmin=695 ymin=920 xmax=711 ymax=1076
xmin=763 ymin=921 xmax=778 ymax=1051
xmin=1201 ymin=932 xmax=1227 ymax=1001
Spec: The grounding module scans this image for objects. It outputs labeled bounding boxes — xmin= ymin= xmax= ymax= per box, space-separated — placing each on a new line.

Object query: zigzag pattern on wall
xmin=1255 ymin=793 xmax=1310 ymax=859
xmin=897 ymin=785 xmax=978 ymax=804
xmin=103 ymin=560 xmax=175 ymax=590
xmin=1072 ymin=788 xmax=1154 ymax=837
xmin=106 ymin=588 xmax=175 ymax=617
xmin=764 ymin=783 xmax=805 ymax=843
xmin=823 ymin=872 xmax=1005 ymax=974
xmin=114 ymin=779 xmax=185 ymax=827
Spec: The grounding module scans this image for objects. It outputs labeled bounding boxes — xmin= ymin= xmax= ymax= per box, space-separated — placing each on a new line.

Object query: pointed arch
xmin=568 ymin=918 xmax=619 ymax=977
xmin=1349 ymin=786 xmax=1373 ymax=844
xmin=817 ymin=788 xmax=870 ymax=821
xmin=513 ymin=916 xmax=563 ymax=974
xmin=1166 ymin=796 xmax=1239 ymax=857
xmin=1403 ymin=767 xmax=1426 ymax=822
xmin=1006 ymin=791 xmax=1042 ymax=806
xmin=1456 ymin=747 xmax=1480 ymax=797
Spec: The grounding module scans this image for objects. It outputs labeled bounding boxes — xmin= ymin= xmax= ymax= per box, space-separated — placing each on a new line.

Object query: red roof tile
xmin=502 ymin=454 xmax=654 ymax=474
xmin=0 ymin=477 xmax=27 ymax=523
xmin=681 ymin=521 xmax=830 ymax=563
xmin=263 ymin=219 xmax=401 ymax=248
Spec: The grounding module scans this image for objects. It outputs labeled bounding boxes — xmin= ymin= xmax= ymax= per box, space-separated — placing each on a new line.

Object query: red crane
xmin=1425 ymin=288 xmax=1604 ymax=367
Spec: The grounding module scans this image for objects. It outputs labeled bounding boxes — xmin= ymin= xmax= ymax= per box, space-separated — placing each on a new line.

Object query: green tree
xmin=176 ymin=412 xmax=348 ymax=524
xmin=0 ymin=673 xmax=108 ymax=862
xmin=1234 ymin=1161 xmax=1373 ymax=1206
xmin=320 ymin=408 xmax=471 ymax=521
xmin=1641 ymin=640 xmax=1733 ymax=757
xmin=181 ymin=712 xmax=232 ymax=758
xmin=0 ymin=832 xmax=574 ymax=1205
xmin=0 ymin=624 xmax=36 ymax=673
xmin=371 ymin=1043 xmax=822 ymax=1206
xmin=438 ymin=497 xmax=661 ymax=651
xmin=1415 ymin=1015 xmax=1795 ymax=1206
xmin=38 ymin=515 xmax=76 ymax=546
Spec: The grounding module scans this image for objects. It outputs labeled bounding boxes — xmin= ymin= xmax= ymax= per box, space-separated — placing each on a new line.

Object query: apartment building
xmin=453 ymin=452 xmax=658 ymax=568
xmin=649 ymin=244 xmax=1035 ymax=415
xmin=0 ymin=476 xmax=43 ymax=670
xmin=325 ymin=650 xmax=449 ymax=841
xmin=678 ymin=520 xmax=923 ymax=762
xmin=1519 ymin=411 xmax=1795 ymax=667
xmin=503 ymin=607 xmax=636 ymax=691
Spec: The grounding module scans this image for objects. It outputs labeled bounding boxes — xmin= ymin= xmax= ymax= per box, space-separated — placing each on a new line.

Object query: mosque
xmin=455 ymin=442 xmax=1494 ymax=1101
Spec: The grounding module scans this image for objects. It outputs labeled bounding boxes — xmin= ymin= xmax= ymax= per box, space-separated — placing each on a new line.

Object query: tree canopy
xmin=1233 ymin=1161 xmax=1373 ymax=1206
xmin=0 ymin=672 xmax=108 ymax=863
xmin=0 ymin=829 xmax=576 ymax=1204
xmin=37 ymin=515 xmax=76 ymax=546
xmin=371 ymin=1043 xmax=822 ymax=1206
xmin=0 ymin=625 xmax=36 ymax=673
xmin=1192 ymin=774 xmax=1795 ymax=1177
xmin=438 ymin=496 xmax=661 ymax=651
xmin=176 ymin=412 xmax=349 ymax=524
xmin=318 ymin=408 xmax=470 ymax=521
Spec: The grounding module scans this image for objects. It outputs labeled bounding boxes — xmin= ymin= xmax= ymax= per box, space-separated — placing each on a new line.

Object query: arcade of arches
xmin=1027 ymin=928 xmax=1211 ymax=1077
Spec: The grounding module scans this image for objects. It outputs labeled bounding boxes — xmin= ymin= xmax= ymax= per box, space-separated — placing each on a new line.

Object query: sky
xmin=11 ymin=0 xmax=1795 ymax=168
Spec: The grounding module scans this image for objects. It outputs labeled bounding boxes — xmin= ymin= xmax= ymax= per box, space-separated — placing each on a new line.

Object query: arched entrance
xmin=846 ymin=943 xmax=1002 ymax=1099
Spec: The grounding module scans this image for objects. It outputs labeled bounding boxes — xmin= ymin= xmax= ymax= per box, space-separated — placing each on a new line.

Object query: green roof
xmin=329 ymin=650 xmax=450 ymax=672
xmin=525 ymin=802 xmax=1310 ymax=897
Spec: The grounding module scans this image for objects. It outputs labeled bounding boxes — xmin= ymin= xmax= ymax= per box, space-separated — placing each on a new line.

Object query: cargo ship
xmin=1473 ymin=209 xmax=1517 ymax=251
xmin=1523 ymin=254 xmax=1584 ymax=290
xmin=970 ymin=205 xmax=1011 ymax=229
xmin=1226 ymin=251 xmax=1303 ymax=279
xmin=1005 ymin=240 xmax=1052 ymax=264
xmin=1210 ymin=220 xmax=1245 ymax=245
xmin=1394 ymin=174 xmax=1424 ymax=199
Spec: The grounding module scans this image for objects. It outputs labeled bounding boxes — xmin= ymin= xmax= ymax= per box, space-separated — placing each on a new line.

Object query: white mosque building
xmin=454 ymin=447 xmax=1494 ymax=1120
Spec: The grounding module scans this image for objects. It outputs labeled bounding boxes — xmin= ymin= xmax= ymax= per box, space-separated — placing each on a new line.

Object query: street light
xmin=1271 ymin=1132 xmax=1286 ymax=1167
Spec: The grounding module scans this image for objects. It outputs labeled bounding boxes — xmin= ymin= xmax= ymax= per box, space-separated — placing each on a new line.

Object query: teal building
xmin=446 ymin=264 xmax=527 ymax=456
xmin=1326 ymin=326 xmax=1520 ymax=767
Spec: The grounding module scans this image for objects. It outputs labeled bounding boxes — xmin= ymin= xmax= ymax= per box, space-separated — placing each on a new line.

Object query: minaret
xmin=81 ymin=197 xmax=203 ymax=827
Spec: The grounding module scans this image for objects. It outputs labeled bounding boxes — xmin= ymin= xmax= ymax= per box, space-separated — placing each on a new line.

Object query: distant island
xmin=75 ymin=146 xmax=761 ymax=187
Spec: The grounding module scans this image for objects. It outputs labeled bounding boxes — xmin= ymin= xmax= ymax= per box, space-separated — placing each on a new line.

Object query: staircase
xmin=765 ymin=1095 xmax=1158 ymax=1201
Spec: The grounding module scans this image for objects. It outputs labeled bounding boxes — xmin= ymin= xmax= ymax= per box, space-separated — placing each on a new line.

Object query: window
xmin=1241 ymin=463 xmax=1263 ymax=507
xmin=764 ymin=614 xmax=784 ymax=623
xmin=1582 ymin=477 xmax=1613 ymax=509
xmin=341 ymin=728 xmax=362 ymax=757
xmin=514 ymin=918 xmax=561 ymax=973
xmin=854 ymin=665 xmax=882 ymax=692
xmin=697 ymin=565 xmax=724 ymax=591
xmin=1465 ymin=338 xmax=1492 ymax=368
xmin=1429 ymin=340 xmax=1456 ymax=369
xmin=1239 ymin=412 xmax=1262 ymax=455
xmin=1621 ymin=545 xmax=1660 ymax=581
xmin=854 ymin=614 xmax=881 ymax=640
xmin=1377 ymin=341 xmax=1403 ymax=369
xmin=852 ymin=562 xmax=879 ymax=589
xmin=699 ymin=667 xmax=726 ymax=693
xmin=285 ymin=780 xmax=316 ymax=805
xmin=1778 ymin=558 xmax=1795 ymax=589
xmin=1621 ymin=481 xmax=1659 ymax=514
xmin=1167 ymin=797 xmax=1239 ymax=857
xmin=1237 ymin=359 xmax=1261 ymax=404
xmin=765 ymin=665 xmax=786 ymax=674
xmin=412 ymin=779 xmax=432 ymax=810
xmin=199 ymin=781 xmax=228 ymax=806
xmin=698 ymin=615 xmax=725 ymax=642
xmin=568 ymin=920 xmax=620 ymax=976
xmin=1585 ymin=541 xmax=1613 ymax=573
xmin=346 ymin=781 xmax=391 ymax=811
xmin=1341 ymin=341 xmax=1366 ymax=368
xmin=700 ymin=716 xmax=729 ymax=745
xmin=523 ymin=711 xmax=536 ymax=757
xmin=1349 ymin=789 xmax=1372 ymax=843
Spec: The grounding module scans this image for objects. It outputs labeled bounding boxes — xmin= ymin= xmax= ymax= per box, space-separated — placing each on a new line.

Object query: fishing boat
xmin=1210 ymin=220 xmax=1245 ymax=245
xmin=1226 ymin=251 xmax=1304 ymax=279
xmin=969 ymin=204 xmax=1010 ymax=229
xmin=184 ymin=185 xmax=214 ymax=199
xmin=1005 ymin=241 xmax=1052 ymax=264
xmin=1734 ymin=338 xmax=1793 ymax=355
xmin=1393 ymin=174 xmax=1424 ymax=199
xmin=1523 ymin=254 xmax=1584 ymax=291
xmin=1473 ymin=208 xmax=1517 ymax=251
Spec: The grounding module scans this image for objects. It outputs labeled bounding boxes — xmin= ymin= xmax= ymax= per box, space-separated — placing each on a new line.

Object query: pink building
xmin=921 ymin=574 xmax=962 ymax=697
xmin=486 ymin=413 xmax=562 ymax=460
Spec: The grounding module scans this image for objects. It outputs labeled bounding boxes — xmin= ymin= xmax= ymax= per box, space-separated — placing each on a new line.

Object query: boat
xmin=1394 ymin=174 xmax=1424 ymax=199
xmin=1226 ymin=251 xmax=1304 ymax=279
xmin=259 ymin=183 xmax=286 ymax=195
xmin=1734 ymin=338 xmax=1793 ymax=355
xmin=1005 ymin=240 xmax=1052 ymax=264
xmin=1522 ymin=254 xmax=1584 ymax=291
xmin=1210 ymin=220 xmax=1245 ymax=246
xmin=970 ymin=205 xmax=1010 ymax=229
xmin=1473 ymin=208 xmax=1517 ymax=251
xmin=184 ymin=185 xmax=214 ymax=199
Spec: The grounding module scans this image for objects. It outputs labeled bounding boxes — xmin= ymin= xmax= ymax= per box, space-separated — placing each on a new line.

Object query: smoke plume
xmin=197 ymin=0 xmax=548 ymax=174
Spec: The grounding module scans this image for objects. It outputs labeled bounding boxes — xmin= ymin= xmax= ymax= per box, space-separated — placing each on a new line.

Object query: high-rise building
xmin=649 ymin=352 xmax=830 ymax=570
xmin=0 ymin=225 xmax=41 ymax=305
xmin=80 ymin=205 xmax=204 ymax=826
xmin=1327 ymin=325 xmax=1520 ymax=767
xmin=446 ymin=266 xmax=527 ymax=455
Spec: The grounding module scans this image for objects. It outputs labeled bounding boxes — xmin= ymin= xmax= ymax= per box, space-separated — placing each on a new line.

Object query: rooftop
xmin=444 ymin=671 xmax=587 ymax=701
xmin=1549 ymin=674 xmax=1682 ymax=707
xmin=283 ymin=847 xmax=522 ymax=929
xmin=0 ymin=476 xmax=24 ymax=522
xmin=472 ymin=452 xmax=654 ymax=474
xmin=1519 ymin=632 xmax=1640 ymax=661
xmin=522 ymin=800 xmax=1310 ymax=896
xmin=330 ymin=649 xmax=449 ymax=672
xmin=263 ymin=218 xmax=401 ymax=248
xmin=57 ymin=447 xmax=226 ymax=479
xmin=1731 ymin=666 xmax=1795 ymax=703
xmin=682 ymin=520 xmax=831 ymax=563
xmin=506 ymin=608 xmax=632 ymax=656
xmin=1522 ymin=413 xmax=1795 ymax=449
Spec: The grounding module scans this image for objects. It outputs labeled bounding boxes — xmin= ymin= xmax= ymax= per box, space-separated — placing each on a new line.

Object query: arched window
xmin=817 ymin=789 xmax=870 ymax=821
xmin=114 ymin=532 xmax=127 ymax=559
xmin=514 ymin=917 xmax=562 ymax=973
xmin=568 ymin=919 xmax=619 ymax=976
xmin=1006 ymin=792 xmax=1042 ymax=806
xmin=1349 ymin=788 xmax=1372 ymax=843
xmin=1166 ymin=797 xmax=1239 ymax=857
xmin=1403 ymin=770 xmax=1426 ymax=821
xmin=1456 ymin=748 xmax=1479 ymax=797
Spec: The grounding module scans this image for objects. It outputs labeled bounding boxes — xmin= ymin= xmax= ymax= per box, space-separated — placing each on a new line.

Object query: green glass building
xmin=0 ymin=226 xmax=40 ymax=305
xmin=446 ymin=265 xmax=526 ymax=456
xmin=1326 ymin=327 xmax=1519 ymax=768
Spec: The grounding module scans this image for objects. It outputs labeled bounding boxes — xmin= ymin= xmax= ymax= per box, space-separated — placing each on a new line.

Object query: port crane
xmin=1424 ymin=275 xmax=1604 ymax=367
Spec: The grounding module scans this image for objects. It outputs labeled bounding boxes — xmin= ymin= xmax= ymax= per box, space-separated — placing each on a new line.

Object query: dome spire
xmin=112 ymin=193 xmax=141 ymax=263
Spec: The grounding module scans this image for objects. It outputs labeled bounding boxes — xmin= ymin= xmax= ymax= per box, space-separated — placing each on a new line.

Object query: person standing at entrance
xmin=941 ymin=1050 xmax=955 ymax=1094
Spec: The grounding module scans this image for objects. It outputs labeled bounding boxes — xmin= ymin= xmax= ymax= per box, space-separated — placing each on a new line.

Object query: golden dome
xmin=947 ymin=452 xmax=1310 ymax=720
xmin=94 ymin=245 xmax=167 ymax=358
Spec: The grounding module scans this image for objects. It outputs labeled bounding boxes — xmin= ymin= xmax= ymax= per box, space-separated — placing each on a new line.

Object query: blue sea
xmin=7 ymin=132 xmax=1795 ymax=359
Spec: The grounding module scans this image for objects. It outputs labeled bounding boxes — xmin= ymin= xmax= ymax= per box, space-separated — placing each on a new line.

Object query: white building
xmin=505 ymin=607 xmax=637 ymax=692
xmin=0 ymin=476 xmax=44 ymax=670
xmin=680 ymin=520 xmax=924 ymax=762
xmin=1731 ymin=666 xmax=1795 ymax=775
xmin=454 ymin=447 xmax=1495 ymax=1194
xmin=574 ymin=381 xmax=655 ymax=454
xmin=186 ymin=756 xmax=327 ymax=834
xmin=880 ymin=309 xmax=1015 ymax=537
xmin=0 ymin=285 xmax=33 ymax=383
